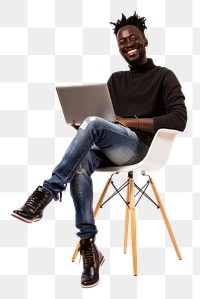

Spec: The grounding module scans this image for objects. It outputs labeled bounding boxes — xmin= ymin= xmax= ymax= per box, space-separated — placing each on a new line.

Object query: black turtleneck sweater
xmin=107 ymin=58 xmax=187 ymax=146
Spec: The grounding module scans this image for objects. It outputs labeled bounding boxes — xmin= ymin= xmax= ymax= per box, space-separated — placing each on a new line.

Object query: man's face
xmin=117 ymin=25 xmax=148 ymax=66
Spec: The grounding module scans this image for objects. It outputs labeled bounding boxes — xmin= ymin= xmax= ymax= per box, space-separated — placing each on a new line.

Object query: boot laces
xmin=80 ymin=242 xmax=96 ymax=269
xmin=25 ymin=189 xmax=46 ymax=212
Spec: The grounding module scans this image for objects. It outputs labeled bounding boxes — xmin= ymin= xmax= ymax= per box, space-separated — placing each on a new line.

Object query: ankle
xmin=80 ymin=236 xmax=95 ymax=245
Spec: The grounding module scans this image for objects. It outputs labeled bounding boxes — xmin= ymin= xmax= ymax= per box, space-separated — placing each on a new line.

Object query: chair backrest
xmin=96 ymin=128 xmax=180 ymax=173
xmin=137 ymin=128 xmax=180 ymax=173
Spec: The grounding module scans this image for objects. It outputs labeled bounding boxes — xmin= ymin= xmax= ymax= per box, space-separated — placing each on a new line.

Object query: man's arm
xmin=116 ymin=115 xmax=154 ymax=133
xmin=153 ymin=70 xmax=187 ymax=132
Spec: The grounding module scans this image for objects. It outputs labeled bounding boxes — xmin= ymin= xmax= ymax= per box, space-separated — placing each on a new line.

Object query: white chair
xmin=72 ymin=128 xmax=182 ymax=275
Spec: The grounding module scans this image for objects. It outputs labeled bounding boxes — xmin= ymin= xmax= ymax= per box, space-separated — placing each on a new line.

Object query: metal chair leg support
xmin=148 ymin=176 xmax=182 ymax=260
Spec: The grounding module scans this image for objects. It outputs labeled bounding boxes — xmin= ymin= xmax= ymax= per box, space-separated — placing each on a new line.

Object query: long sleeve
xmin=153 ymin=70 xmax=187 ymax=132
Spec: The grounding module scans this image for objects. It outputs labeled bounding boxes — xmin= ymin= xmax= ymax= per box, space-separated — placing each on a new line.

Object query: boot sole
xmin=11 ymin=212 xmax=42 ymax=223
xmin=81 ymin=256 xmax=105 ymax=288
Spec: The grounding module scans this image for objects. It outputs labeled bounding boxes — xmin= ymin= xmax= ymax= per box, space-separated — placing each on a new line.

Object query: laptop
xmin=56 ymin=83 xmax=116 ymax=124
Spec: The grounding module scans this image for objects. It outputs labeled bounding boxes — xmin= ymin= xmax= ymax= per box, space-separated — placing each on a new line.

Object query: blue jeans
xmin=43 ymin=117 xmax=149 ymax=239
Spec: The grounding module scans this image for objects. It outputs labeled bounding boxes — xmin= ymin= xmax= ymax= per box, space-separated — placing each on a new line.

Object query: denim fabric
xmin=43 ymin=117 xmax=149 ymax=238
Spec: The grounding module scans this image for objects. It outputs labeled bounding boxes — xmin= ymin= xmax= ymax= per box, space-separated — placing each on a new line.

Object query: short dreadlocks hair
xmin=110 ymin=12 xmax=147 ymax=36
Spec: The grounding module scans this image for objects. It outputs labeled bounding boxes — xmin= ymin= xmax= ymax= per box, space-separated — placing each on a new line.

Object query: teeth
xmin=127 ymin=49 xmax=137 ymax=55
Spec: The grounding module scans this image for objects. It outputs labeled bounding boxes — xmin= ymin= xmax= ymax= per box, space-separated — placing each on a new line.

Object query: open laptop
xmin=56 ymin=83 xmax=116 ymax=124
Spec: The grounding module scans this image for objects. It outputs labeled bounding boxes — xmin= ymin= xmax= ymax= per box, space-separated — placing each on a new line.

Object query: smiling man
xmin=12 ymin=12 xmax=187 ymax=288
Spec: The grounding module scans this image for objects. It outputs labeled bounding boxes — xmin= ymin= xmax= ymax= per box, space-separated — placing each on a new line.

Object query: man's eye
xmin=130 ymin=36 xmax=138 ymax=42
xmin=119 ymin=40 xmax=126 ymax=45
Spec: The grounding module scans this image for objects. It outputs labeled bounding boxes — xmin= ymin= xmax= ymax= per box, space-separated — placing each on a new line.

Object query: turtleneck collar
xmin=129 ymin=58 xmax=155 ymax=73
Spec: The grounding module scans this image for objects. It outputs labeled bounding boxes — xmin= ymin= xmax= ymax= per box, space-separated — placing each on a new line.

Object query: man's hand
xmin=115 ymin=115 xmax=128 ymax=127
xmin=70 ymin=121 xmax=80 ymax=130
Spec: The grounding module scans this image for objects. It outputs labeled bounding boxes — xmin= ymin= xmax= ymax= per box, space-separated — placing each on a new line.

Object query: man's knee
xmin=80 ymin=116 xmax=103 ymax=131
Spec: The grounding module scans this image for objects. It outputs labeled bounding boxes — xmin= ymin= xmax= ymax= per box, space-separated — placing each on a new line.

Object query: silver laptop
xmin=56 ymin=83 xmax=116 ymax=124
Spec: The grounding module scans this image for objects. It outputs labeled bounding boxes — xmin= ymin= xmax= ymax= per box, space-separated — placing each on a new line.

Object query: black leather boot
xmin=80 ymin=237 xmax=105 ymax=288
xmin=11 ymin=186 xmax=53 ymax=223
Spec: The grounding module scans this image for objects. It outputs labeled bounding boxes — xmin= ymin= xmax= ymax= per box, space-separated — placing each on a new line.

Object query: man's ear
xmin=144 ymin=38 xmax=148 ymax=47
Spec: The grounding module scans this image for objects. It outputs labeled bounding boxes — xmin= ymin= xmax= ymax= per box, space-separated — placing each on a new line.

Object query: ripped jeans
xmin=43 ymin=117 xmax=149 ymax=239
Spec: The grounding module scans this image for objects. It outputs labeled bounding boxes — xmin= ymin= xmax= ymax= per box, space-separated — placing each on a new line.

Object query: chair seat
xmin=96 ymin=128 xmax=180 ymax=174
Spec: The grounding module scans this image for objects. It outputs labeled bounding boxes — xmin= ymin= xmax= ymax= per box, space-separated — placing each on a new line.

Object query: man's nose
xmin=126 ymin=38 xmax=134 ymax=48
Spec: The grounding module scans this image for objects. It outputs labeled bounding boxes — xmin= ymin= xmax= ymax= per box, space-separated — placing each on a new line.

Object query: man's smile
xmin=126 ymin=48 xmax=138 ymax=56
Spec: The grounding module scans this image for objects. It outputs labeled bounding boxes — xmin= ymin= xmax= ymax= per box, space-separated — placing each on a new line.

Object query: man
xmin=12 ymin=12 xmax=187 ymax=288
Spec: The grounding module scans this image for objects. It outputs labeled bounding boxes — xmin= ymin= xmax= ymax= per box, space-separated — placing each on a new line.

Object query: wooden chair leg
xmin=129 ymin=177 xmax=138 ymax=276
xmin=123 ymin=177 xmax=130 ymax=254
xmin=71 ymin=176 xmax=112 ymax=262
xmin=149 ymin=176 xmax=182 ymax=260
xmin=71 ymin=241 xmax=80 ymax=262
